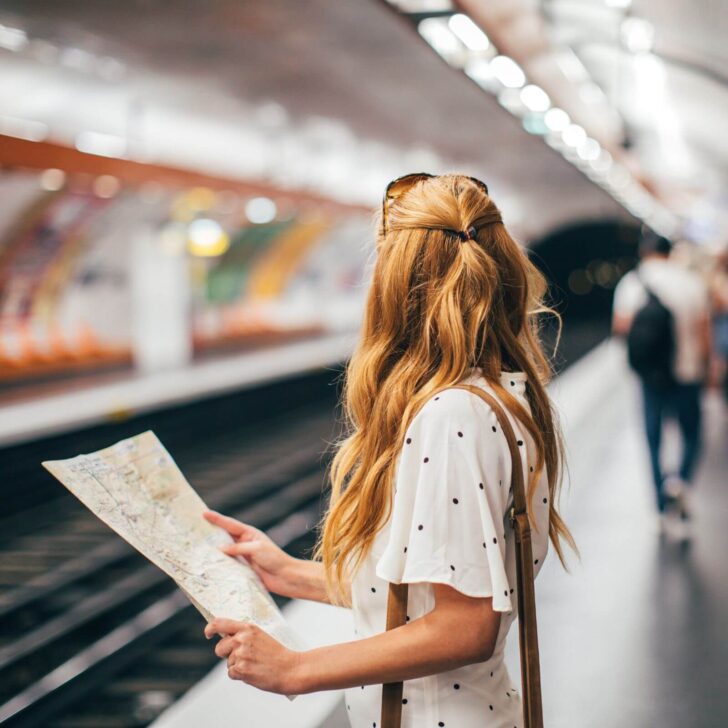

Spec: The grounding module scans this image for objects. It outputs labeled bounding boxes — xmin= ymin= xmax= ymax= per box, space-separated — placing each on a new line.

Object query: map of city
xmin=42 ymin=431 xmax=306 ymax=657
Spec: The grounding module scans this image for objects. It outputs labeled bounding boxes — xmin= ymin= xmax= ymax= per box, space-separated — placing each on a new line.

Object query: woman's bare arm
xmin=282 ymin=557 xmax=351 ymax=606
xmin=207 ymin=583 xmax=501 ymax=694
xmin=294 ymin=583 xmax=500 ymax=693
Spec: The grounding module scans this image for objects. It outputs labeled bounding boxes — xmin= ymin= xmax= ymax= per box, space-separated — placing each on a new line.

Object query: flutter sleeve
xmin=375 ymin=387 xmax=515 ymax=612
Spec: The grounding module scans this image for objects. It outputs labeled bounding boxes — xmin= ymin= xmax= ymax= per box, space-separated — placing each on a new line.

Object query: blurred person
xmin=201 ymin=174 xmax=578 ymax=727
xmin=612 ymin=232 xmax=711 ymax=535
xmin=709 ymin=247 xmax=728 ymax=400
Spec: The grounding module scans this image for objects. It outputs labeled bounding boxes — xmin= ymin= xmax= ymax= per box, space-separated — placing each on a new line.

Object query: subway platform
xmin=151 ymin=340 xmax=728 ymax=728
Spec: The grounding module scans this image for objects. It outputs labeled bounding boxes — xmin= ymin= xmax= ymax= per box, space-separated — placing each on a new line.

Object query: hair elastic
xmin=454 ymin=226 xmax=477 ymax=242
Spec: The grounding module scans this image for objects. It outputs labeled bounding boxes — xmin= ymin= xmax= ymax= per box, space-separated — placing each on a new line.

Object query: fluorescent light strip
xmin=393 ymin=1 xmax=678 ymax=237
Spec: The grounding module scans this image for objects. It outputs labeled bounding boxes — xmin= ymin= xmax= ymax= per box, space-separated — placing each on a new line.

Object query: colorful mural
xmin=0 ymin=170 xmax=372 ymax=387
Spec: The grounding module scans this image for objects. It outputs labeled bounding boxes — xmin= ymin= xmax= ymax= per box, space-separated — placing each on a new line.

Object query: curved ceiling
xmin=545 ymin=0 xmax=728 ymax=243
xmin=0 ymin=0 xmax=647 ymax=241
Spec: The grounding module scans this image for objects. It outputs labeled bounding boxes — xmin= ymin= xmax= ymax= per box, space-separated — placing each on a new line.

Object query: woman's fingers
xmin=214 ymin=635 xmax=237 ymax=659
xmin=220 ymin=542 xmax=265 ymax=571
xmin=205 ymin=618 xmax=249 ymax=638
xmin=220 ymin=541 xmax=260 ymax=558
xmin=203 ymin=510 xmax=254 ymax=539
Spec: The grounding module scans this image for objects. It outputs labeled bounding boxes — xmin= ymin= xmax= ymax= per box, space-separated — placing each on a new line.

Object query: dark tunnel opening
xmin=529 ymin=218 xmax=642 ymax=372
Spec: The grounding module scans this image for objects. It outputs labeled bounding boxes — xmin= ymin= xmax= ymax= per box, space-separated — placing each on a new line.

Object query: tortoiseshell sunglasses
xmin=380 ymin=172 xmax=490 ymax=236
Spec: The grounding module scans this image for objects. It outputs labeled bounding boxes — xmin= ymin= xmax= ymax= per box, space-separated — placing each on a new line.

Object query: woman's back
xmin=344 ymin=369 xmax=550 ymax=728
xmin=201 ymin=175 xmax=573 ymax=724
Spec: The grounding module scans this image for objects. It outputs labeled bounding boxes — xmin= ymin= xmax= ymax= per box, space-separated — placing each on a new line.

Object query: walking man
xmin=612 ymin=232 xmax=711 ymax=535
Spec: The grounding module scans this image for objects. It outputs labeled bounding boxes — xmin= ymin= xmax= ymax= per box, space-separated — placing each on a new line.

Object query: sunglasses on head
xmin=380 ymin=173 xmax=490 ymax=236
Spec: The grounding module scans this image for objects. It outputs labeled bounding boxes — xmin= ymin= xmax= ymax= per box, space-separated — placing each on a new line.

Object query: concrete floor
xmin=534 ymin=356 xmax=728 ymax=727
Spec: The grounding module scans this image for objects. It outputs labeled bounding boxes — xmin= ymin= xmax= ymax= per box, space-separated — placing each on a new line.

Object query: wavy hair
xmin=312 ymin=174 xmax=579 ymax=606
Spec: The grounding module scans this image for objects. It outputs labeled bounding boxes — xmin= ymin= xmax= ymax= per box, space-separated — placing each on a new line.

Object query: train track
xmin=0 ymin=369 xmax=343 ymax=727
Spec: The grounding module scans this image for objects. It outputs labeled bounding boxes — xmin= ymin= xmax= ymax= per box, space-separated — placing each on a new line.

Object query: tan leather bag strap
xmin=380 ymin=383 xmax=544 ymax=728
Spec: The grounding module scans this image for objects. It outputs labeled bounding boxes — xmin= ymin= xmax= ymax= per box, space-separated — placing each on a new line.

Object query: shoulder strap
xmin=381 ymin=383 xmax=544 ymax=728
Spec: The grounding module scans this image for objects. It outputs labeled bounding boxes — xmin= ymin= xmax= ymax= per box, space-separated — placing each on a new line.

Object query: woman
xmin=204 ymin=173 xmax=578 ymax=727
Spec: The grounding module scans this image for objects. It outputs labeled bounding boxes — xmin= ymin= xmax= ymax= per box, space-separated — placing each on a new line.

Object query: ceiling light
xmin=520 ymin=84 xmax=550 ymax=112
xmin=523 ymin=114 xmax=548 ymax=135
xmin=490 ymin=55 xmax=525 ymax=88
xmin=448 ymin=14 xmax=490 ymax=52
xmin=465 ymin=58 xmax=495 ymax=88
xmin=245 ymin=197 xmax=277 ymax=224
xmin=187 ymin=218 xmax=230 ymax=257
xmin=418 ymin=18 xmax=460 ymax=58
xmin=621 ymin=17 xmax=654 ymax=53
xmin=93 ymin=175 xmax=121 ymax=199
xmin=577 ymin=138 xmax=601 ymax=161
xmin=184 ymin=187 xmax=216 ymax=213
xmin=40 ymin=169 xmax=65 ymax=192
xmin=544 ymin=108 xmax=570 ymax=132
xmin=562 ymin=123 xmax=587 ymax=147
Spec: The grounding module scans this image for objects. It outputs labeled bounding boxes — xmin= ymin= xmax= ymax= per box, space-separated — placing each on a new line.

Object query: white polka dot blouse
xmin=343 ymin=369 xmax=550 ymax=728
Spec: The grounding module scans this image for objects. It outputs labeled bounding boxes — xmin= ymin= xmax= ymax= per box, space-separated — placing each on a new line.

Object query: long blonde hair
xmin=312 ymin=174 xmax=579 ymax=606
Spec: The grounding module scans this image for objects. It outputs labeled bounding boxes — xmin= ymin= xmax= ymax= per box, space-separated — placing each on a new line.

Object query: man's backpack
xmin=626 ymin=273 xmax=677 ymax=390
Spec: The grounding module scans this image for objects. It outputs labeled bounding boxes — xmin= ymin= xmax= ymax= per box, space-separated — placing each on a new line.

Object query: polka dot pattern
xmin=345 ymin=371 xmax=549 ymax=728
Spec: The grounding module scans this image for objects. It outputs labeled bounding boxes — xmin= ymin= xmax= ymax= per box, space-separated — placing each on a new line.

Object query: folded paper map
xmin=42 ymin=430 xmax=306 ymax=694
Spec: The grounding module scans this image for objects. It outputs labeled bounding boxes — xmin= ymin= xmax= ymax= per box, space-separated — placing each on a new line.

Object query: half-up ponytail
xmin=313 ymin=174 xmax=578 ymax=606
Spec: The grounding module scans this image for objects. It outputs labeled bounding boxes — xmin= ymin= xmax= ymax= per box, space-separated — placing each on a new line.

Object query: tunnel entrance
xmin=529 ymin=218 xmax=642 ymax=372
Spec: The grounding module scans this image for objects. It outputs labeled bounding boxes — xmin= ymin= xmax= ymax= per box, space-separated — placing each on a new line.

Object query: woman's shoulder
xmin=412 ymin=371 xmax=528 ymax=426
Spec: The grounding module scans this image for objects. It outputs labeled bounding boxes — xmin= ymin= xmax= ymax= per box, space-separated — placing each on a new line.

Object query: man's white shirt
xmin=612 ymin=258 xmax=709 ymax=384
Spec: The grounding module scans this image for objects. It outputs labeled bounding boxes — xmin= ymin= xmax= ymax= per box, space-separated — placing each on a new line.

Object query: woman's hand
xmin=203 ymin=510 xmax=300 ymax=599
xmin=205 ymin=618 xmax=305 ymax=695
